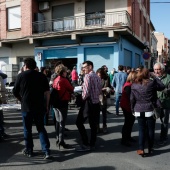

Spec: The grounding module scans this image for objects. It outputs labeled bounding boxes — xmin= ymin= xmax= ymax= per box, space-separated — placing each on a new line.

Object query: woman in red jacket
xmin=120 ymin=71 xmax=136 ymax=146
xmin=53 ymin=66 xmax=74 ymax=149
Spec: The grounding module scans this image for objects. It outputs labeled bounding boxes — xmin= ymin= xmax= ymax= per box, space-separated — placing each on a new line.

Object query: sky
xmin=150 ymin=0 xmax=170 ymax=39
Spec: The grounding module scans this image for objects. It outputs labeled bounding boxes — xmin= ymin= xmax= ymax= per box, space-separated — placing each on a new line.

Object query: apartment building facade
xmin=0 ymin=0 xmax=151 ymax=72
xmin=154 ymin=32 xmax=169 ymax=65
xmin=149 ymin=21 xmax=157 ymax=68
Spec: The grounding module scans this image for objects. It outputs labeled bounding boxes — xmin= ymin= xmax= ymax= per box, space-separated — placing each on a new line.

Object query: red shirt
xmin=71 ymin=69 xmax=78 ymax=81
xmin=120 ymin=82 xmax=132 ymax=113
xmin=53 ymin=76 xmax=74 ymax=101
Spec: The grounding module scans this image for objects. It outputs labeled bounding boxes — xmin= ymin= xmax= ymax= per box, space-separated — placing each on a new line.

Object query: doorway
xmin=45 ymin=58 xmax=77 ymax=71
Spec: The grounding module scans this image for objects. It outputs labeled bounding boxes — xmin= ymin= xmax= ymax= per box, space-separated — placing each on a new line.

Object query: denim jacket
xmin=112 ymin=71 xmax=127 ymax=93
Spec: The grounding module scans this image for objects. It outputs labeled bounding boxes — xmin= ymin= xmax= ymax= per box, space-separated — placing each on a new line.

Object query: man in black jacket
xmin=13 ymin=58 xmax=51 ymax=159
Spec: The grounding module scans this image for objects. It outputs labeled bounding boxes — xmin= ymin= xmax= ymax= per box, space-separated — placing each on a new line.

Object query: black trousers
xmin=122 ymin=109 xmax=135 ymax=142
xmin=76 ymin=102 xmax=100 ymax=147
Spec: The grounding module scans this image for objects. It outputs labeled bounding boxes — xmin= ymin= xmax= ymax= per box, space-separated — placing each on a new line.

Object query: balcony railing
xmin=32 ymin=11 xmax=131 ymax=34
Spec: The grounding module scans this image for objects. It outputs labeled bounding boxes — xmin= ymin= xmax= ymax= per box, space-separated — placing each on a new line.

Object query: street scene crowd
xmin=0 ymin=58 xmax=170 ymax=160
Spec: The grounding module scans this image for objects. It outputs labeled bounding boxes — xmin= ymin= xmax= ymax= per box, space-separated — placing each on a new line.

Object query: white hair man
xmin=153 ymin=62 xmax=170 ymax=145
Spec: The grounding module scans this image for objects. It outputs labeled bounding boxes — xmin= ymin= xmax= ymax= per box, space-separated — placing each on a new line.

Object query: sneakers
xmin=22 ymin=149 xmax=33 ymax=158
xmin=44 ymin=153 xmax=51 ymax=160
xmin=22 ymin=148 xmax=52 ymax=159
xmin=76 ymin=145 xmax=91 ymax=152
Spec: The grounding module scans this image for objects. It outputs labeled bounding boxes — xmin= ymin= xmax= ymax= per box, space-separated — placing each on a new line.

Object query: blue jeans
xmin=137 ymin=115 xmax=155 ymax=150
xmin=115 ymin=93 xmax=122 ymax=114
xmin=160 ymin=109 xmax=170 ymax=141
xmin=22 ymin=111 xmax=50 ymax=154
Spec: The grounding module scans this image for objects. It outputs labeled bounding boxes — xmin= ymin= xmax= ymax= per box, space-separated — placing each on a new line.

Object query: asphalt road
xmin=0 ymin=105 xmax=170 ymax=170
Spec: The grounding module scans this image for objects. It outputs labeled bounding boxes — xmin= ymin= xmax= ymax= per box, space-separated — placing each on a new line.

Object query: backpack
xmin=50 ymin=81 xmax=66 ymax=108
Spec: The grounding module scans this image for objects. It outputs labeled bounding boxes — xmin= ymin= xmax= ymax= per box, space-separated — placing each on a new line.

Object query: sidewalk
xmin=0 ymin=106 xmax=170 ymax=170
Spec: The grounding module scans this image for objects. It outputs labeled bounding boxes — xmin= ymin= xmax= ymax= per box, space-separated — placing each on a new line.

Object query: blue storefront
xmin=34 ymin=34 xmax=144 ymax=73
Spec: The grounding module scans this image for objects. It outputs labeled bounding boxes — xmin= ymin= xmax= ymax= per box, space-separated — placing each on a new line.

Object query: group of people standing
xmin=0 ymin=57 xmax=168 ymax=160
xmin=118 ymin=63 xmax=170 ymax=157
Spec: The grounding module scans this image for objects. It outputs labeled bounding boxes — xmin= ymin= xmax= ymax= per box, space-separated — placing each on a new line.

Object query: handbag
xmin=152 ymin=99 xmax=164 ymax=119
xmin=153 ymin=107 xmax=161 ymax=119
xmin=50 ymin=81 xmax=66 ymax=108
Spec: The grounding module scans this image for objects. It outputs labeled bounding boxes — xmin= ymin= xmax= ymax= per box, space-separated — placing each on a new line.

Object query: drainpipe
xmin=131 ymin=0 xmax=135 ymax=36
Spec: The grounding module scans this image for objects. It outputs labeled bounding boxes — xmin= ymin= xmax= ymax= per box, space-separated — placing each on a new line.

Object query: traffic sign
xmin=143 ymin=52 xmax=150 ymax=60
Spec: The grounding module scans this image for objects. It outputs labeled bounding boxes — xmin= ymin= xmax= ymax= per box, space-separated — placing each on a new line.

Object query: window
xmin=143 ymin=0 xmax=146 ymax=7
xmin=143 ymin=17 xmax=146 ymax=36
xmin=147 ymin=0 xmax=150 ymax=12
xmin=52 ymin=3 xmax=74 ymax=19
xmin=147 ymin=23 xmax=149 ymax=41
xmin=135 ymin=53 xmax=140 ymax=68
xmin=140 ymin=10 xmax=142 ymax=25
xmin=85 ymin=0 xmax=105 ymax=14
xmin=52 ymin=3 xmax=74 ymax=31
xmin=85 ymin=0 xmax=105 ymax=26
xmin=0 ymin=57 xmax=9 ymax=64
xmin=8 ymin=6 xmax=21 ymax=30
xmin=124 ymin=49 xmax=132 ymax=67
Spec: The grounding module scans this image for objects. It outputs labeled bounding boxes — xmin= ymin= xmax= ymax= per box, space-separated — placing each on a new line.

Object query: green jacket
xmin=157 ymin=74 xmax=170 ymax=109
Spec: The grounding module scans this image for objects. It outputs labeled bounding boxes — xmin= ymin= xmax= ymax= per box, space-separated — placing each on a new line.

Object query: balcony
xmin=32 ymin=11 xmax=131 ymax=34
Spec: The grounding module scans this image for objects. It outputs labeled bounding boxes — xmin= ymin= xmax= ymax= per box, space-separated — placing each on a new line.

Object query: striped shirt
xmin=82 ymin=71 xmax=102 ymax=104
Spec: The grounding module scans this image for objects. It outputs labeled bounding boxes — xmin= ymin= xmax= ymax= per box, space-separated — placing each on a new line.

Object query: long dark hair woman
xmin=96 ymin=68 xmax=111 ymax=133
xmin=130 ymin=68 xmax=165 ymax=156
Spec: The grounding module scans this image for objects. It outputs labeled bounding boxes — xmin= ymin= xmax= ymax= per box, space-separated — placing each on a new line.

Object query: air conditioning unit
xmin=39 ymin=2 xmax=50 ymax=11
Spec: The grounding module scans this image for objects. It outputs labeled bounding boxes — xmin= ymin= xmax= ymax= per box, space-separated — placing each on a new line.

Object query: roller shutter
xmin=124 ymin=49 xmax=132 ymax=67
xmin=84 ymin=47 xmax=114 ymax=72
xmin=135 ymin=53 xmax=141 ymax=68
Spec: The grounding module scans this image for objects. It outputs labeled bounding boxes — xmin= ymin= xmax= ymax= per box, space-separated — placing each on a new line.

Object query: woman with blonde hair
xmin=52 ymin=66 xmax=74 ymax=149
xmin=130 ymin=68 xmax=165 ymax=156
xmin=120 ymin=71 xmax=136 ymax=146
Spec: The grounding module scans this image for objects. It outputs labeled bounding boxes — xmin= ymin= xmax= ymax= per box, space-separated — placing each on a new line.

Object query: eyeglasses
xmin=82 ymin=65 xmax=89 ymax=69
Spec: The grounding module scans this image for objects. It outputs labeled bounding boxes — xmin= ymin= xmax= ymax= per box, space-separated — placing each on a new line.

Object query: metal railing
xmin=32 ymin=11 xmax=131 ymax=34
